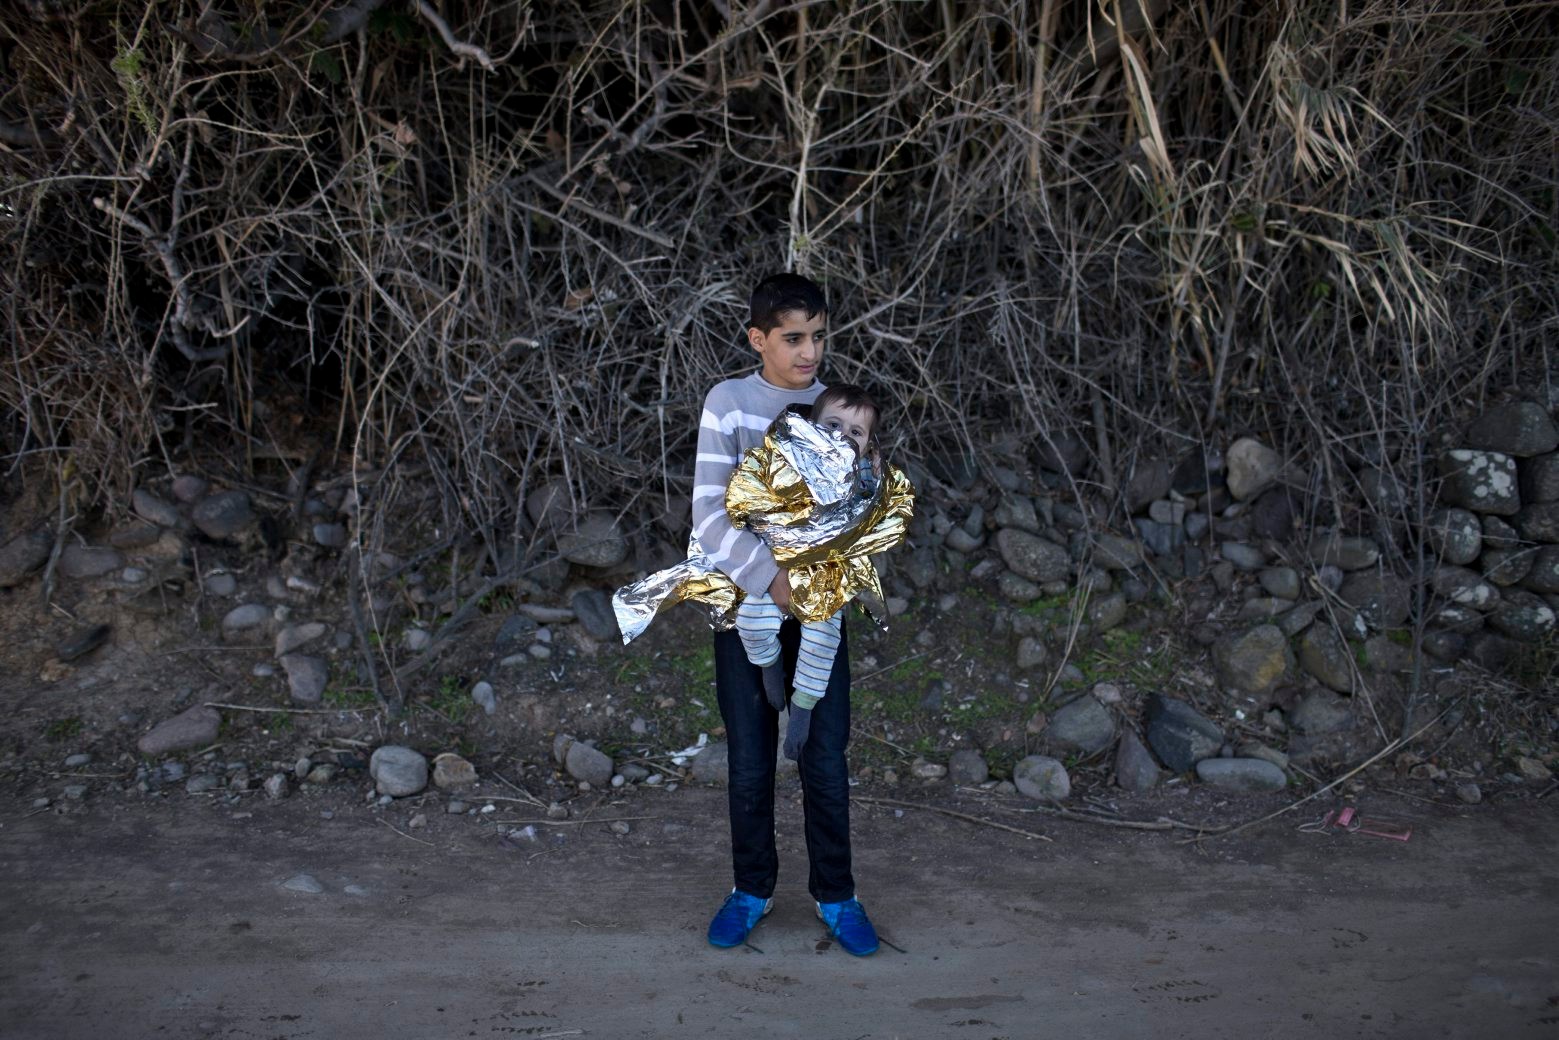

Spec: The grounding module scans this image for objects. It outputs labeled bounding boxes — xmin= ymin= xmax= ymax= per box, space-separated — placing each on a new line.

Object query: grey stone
xmin=1456 ymin=782 xmax=1483 ymax=805
xmin=1426 ymin=509 xmax=1483 ymax=566
xmin=1466 ymin=402 xmax=1558 ymax=457
xmin=1221 ymin=542 xmax=1267 ymax=571
xmin=1093 ymin=533 xmax=1144 ymax=570
xmin=1033 ymin=432 xmax=1089 ymax=476
xmin=1053 ymin=503 xmax=1088 ymax=530
xmin=191 ymin=491 xmax=254 ymax=540
xmin=1210 ymin=560 xmax=1235 ymax=592
xmin=1277 ymin=600 xmax=1323 ymax=637
xmin=1298 ymin=624 xmax=1354 ymax=692
xmin=222 ymin=604 xmax=271 ymax=636
xmin=902 ymin=546 xmax=937 ymax=590
xmin=1358 ymin=468 xmax=1405 ymax=517
xmin=1172 ymin=449 xmax=1224 ymax=495
xmin=1513 ymin=502 xmax=1559 ymax=543
xmin=563 ymin=739 xmax=614 ymax=788
xmin=571 ymin=589 xmax=621 ymax=641
xmin=1290 ymin=689 xmax=1351 ymax=735
xmin=1122 ymin=575 xmax=1152 ymax=602
xmin=495 ymin=613 xmax=540 ymax=650
xmin=404 ymin=628 xmax=432 ymax=652
xmin=1488 ymin=589 xmax=1557 ymax=642
xmin=64 ymin=753 xmax=92 ymax=768
xmin=281 ymin=654 xmax=327 ymax=705
xmin=1250 ymin=487 xmax=1299 ymax=541
xmin=525 ymin=477 xmax=573 ymax=530
xmin=0 ymin=529 xmax=52 ymax=588
xmin=263 ymin=774 xmax=289 ymax=801
xmin=1259 ymin=567 xmax=1302 ymax=600
xmin=1520 ymin=453 xmax=1559 ymax=504
xmin=1113 ymin=729 xmax=1162 ymax=792
xmin=312 ymin=523 xmax=348 ymax=549
xmin=1524 ymin=546 xmax=1559 ymax=594
xmin=691 ymin=742 xmax=729 ymax=785
xmin=1016 ymin=636 xmax=1049 ymax=670
xmin=56 ymin=624 xmax=111 ymax=662
xmin=557 ymin=511 xmax=629 ymax=569
xmin=1012 ymin=755 xmax=1071 ymax=801
xmin=171 ymin=475 xmax=209 ymax=503
xmin=1339 ymin=572 xmax=1412 ymax=629
xmin=137 ymin=705 xmax=222 ymax=756
xmin=1317 ymin=564 xmax=1345 ymax=592
xmin=1465 ymin=630 xmax=1521 ymax=673
xmin=1484 ymin=545 xmax=1535 ymax=587
xmin=471 ymin=681 xmax=497 ymax=715
xmin=1428 ymin=602 xmax=1484 ymax=635
xmin=58 ymin=545 xmax=124 ymax=579
xmin=1238 ymin=597 xmax=1296 ymax=621
xmin=929 ymin=450 xmax=980 ymax=489
xmin=1148 ymin=499 xmax=1185 ymax=526
xmin=369 ymin=746 xmax=428 ymax=797
xmin=1184 ymin=512 xmax=1211 ymax=541
xmin=1362 ymin=635 xmax=1413 ymax=674
xmin=1075 ymin=567 xmax=1114 ymax=596
xmin=1437 ymin=450 xmax=1520 ymax=516
xmin=1086 ymin=593 xmax=1128 ymax=633
xmin=994 ymin=529 xmax=1070 ymax=583
xmin=1046 ymin=696 xmax=1116 ymax=753
xmin=1226 ymin=438 xmax=1285 ymax=502
xmin=204 ymin=571 xmax=238 ymax=597
xmin=275 ymin=622 xmax=328 ymax=657
xmin=432 ymin=752 xmax=478 ymax=789
xmin=185 ymin=774 xmax=221 ymax=795
xmin=1134 ymin=518 xmax=1183 ymax=557
xmin=1212 ymin=625 xmax=1293 ymax=694
xmin=1421 ymin=630 xmax=1466 ymax=661
xmin=948 ymin=749 xmax=989 ymax=785
xmin=132 ymin=488 xmax=182 ymax=528
xmin=1482 ymin=514 xmax=1522 ymax=550
xmin=945 ymin=526 xmax=984 ymax=554
xmin=280 ymin=873 xmax=324 ymax=895
xmin=986 ymin=464 xmax=1023 ymax=492
xmin=1196 ymin=757 xmax=1287 ymax=792
xmin=1430 ymin=566 xmax=1501 ymax=612
xmin=1308 ymin=533 xmax=1380 ymax=571
xmin=1144 ymin=693 xmax=1223 ymax=772
xmin=993 ymin=498 xmax=1041 ymax=534
xmin=1238 ymin=742 xmax=1290 ymax=771
xmin=1126 ymin=459 xmax=1173 ymax=513
xmin=109 ymin=524 xmax=161 ymax=549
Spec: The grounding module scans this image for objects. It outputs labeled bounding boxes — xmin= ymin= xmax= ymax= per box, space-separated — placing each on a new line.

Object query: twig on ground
xmin=378 ymin=817 xmax=435 ymax=846
xmin=852 ymin=795 xmax=1052 ymax=842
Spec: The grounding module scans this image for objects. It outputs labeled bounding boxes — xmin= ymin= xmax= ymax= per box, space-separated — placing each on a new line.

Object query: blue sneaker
xmin=707 ymin=889 xmax=773 ymax=948
xmin=817 ymin=898 xmax=879 ymax=956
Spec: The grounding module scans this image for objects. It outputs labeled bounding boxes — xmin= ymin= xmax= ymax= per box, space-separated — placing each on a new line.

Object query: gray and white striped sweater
xmin=691 ymin=371 xmax=825 ymax=596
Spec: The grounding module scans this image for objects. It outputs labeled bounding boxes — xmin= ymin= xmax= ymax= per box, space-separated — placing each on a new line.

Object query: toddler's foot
xmin=760 ymin=663 xmax=787 ymax=711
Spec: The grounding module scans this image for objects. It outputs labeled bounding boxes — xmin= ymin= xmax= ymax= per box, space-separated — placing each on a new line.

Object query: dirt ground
xmin=2 ymin=779 xmax=1558 ymax=1040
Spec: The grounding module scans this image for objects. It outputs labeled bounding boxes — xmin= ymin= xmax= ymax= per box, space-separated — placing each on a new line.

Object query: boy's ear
xmin=746 ymin=325 xmax=765 ymax=351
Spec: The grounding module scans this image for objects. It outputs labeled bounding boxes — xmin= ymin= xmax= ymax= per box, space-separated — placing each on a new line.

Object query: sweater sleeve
xmin=692 ymin=389 xmax=780 ymax=597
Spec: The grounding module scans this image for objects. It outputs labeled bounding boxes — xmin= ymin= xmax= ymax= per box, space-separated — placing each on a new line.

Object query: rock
xmin=1307 ymin=533 xmax=1380 ymax=571
xmin=1238 ymin=742 xmax=1290 ymax=771
xmin=1093 ymin=533 xmax=1145 ymax=570
xmin=998 ymin=571 xmax=1043 ymax=603
xmin=0 ymin=529 xmax=53 ymax=588
xmin=1220 ymin=542 xmax=1267 ymax=571
xmin=1172 ymin=449 xmax=1224 ymax=495
xmin=204 ymin=571 xmax=238 ymax=597
xmin=1046 ymin=696 xmax=1116 ymax=753
xmin=1422 ymin=508 xmax=1482 ymax=566
xmin=1298 ymin=624 xmax=1354 ymax=692
xmin=132 ymin=488 xmax=182 ymax=528
xmin=902 ymin=546 xmax=937 ymax=590
xmin=948 ymin=749 xmax=989 ymax=785
xmin=1277 ymin=600 xmax=1323 ymax=637
xmin=1357 ymin=468 xmax=1405 ymax=517
xmin=557 ymin=511 xmax=629 ymax=569
xmin=275 ymin=622 xmax=328 ymax=657
xmin=1196 ymin=757 xmax=1287 ymax=792
xmin=1259 ymin=567 xmax=1302 ymax=600
xmin=993 ymin=498 xmax=1041 ymax=534
xmin=1144 ymin=694 xmax=1223 ymax=772
xmin=1430 ymin=566 xmax=1501 ymax=611
xmin=1483 ymin=545 xmax=1535 ymax=587
xmin=1184 ymin=512 xmax=1211 ymax=541
xmin=1290 ymin=689 xmax=1351 ymax=735
xmin=525 ymin=478 xmax=573 ymax=530
xmin=1212 ymin=625 xmax=1293 ymax=694
xmin=1521 ymin=453 xmax=1559 ymax=504
xmin=1525 ymin=546 xmax=1559 ymax=594
xmin=109 ymin=524 xmax=160 ymax=549
xmin=1016 ymin=636 xmax=1049 ymax=670
xmin=1113 ymin=729 xmax=1162 ymax=792
xmin=191 ymin=490 xmax=254 ymax=540
xmin=1517 ymin=756 xmax=1553 ymax=782
xmin=433 ymin=752 xmax=478 ymax=789
xmin=994 ymin=529 xmax=1070 ymax=583
xmin=470 ymin=680 xmax=497 ymax=715
xmin=1465 ymin=630 xmax=1521 ymax=672
xmin=1488 ymin=589 xmax=1556 ymax=642
xmin=1362 ymin=635 xmax=1413 ymax=674
xmin=1421 ymin=630 xmax=1466 ymax=661
xmin=1466 ymin=402 xmax=1558 ymax=457
xmin=263 ymin=774 xmax=289 ymax=800
xmin=1482 ymin=514 xmax=1522 ymax=550
xmin=912 ymin=759 xmax=948 ymax=780
xmin=137 ymin=705 xmax=222 ymax=756
xmin=58 ymin=544 xmax=124 ymax=580
xmin=185 ymin=774 xmax=221 ymax=795
xmin=56 ymin=624 xmax=111 ymax=662
xmin=563 ymin=739 xmax=614 ymax=787
xmin=1456 ymin=782 xmax=1482 ymax=804
xmin=1126 ymin=459 xmax=1173 ymax=513
xmin=1428 ymin=602 xmax=1484 ymax=634
xmin=1437 ymin=450 xmax=1520 ymax=516
xmin=1338 ymin=572 xmax=1412 ymax=629
xmin=1012 ymin=755 xmax=1071 ymax=801
xmin=280 ymin=654 xmax=327 ymax=705
xmin=1250 ymin=487 xmax=1299 ymax=540
xmin=1225 ymin=438 xmax=1284 ymax=501
xmin=64 ymin=753 xmax=92 ymax=768
xmin=571 ymin=589 xmax=621 ymax=641
xmin=1033 ymin=432 xmax=1089 ymax=476
xmin=1148 ymin=500 xmax=1185 ymax=525
xmin=1513 ymin=502 xmax=1559 ymax=543
xmin=404 ymin=628 xmax=432 ymax=652
xmin=369 ymin=746 xmax=429 ymax=797
xmin=312 ymin=523 xmax=348 ymax=549
xmin=280 ymin=873 xmax=324 ymax=894
xmin=222 ymin=604 xmax=270 ymax=637
xmin=171 ymin=474 xmax=208 ymax=503
xmin=1086 ymin=593 xmax=1127 ymax=633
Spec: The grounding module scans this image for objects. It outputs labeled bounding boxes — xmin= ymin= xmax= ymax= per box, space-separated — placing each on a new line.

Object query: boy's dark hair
xmin=812 ymin=383 xmax=881 ymax=439
xmin=749 ymin=272 xmax=827 ymax=333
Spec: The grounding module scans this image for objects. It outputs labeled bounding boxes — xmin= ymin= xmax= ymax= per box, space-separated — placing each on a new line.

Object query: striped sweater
xmin=692 ymin=371 xmax=825 ymax=596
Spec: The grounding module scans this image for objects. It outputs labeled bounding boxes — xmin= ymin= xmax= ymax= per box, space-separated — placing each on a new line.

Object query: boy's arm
xmin=692 ymin=393 xmax=784 ymax=600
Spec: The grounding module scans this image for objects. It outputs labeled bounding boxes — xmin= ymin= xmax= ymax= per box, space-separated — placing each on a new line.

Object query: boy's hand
xmin=768 ymin=569 xmax=792 ymax=612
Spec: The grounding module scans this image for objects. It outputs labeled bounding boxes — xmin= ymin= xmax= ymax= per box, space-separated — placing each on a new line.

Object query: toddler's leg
xmin=790 ymin=611 xmax=844 ymax=709
xmin=736 ymin=593 xmax=787 ymax=711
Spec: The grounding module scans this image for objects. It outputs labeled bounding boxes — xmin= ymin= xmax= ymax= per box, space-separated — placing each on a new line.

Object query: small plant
xmin=44 ymin=716 xmax=83 ymax=742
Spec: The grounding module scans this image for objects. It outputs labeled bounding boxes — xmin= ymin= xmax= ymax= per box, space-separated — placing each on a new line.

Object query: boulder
xmin=993 ymin=498 xmax=1042 ymax=534
xmin=525 ymin=477 xmax=573 ymax=530
xmin=691 ymin=742 xmax=729 ymax=785
xmin=1488 ymin=589 xmax=1556 ymax=643
xmin=998 ymin=570 xmax=1043 ymax=603
xmin=1482 ymin=514 xmax=1522 ymax=550
xmin=557 ymin=511 xmax=629 ymax=569
xmin=370 ymin=746 xmax=428 ymax=797
xmin=1297 ymin=624 xmax=1354 ymax=692
xmin=1093 ymin=533 xmax=1145 ymax=570
xmin=0 ymin=529 xmax=53 ymax=588
xmin=191 ymin=490 xmax=254 ymax=540
xmin=1144 ymin=693 xmax=1223 ymax=772
xmin=1483 ymin=545 xmax=1535 ymax=587
xmin=1013 ymin=755 xmax=1071 ymax=801
xmin=280 ymin=654 xmax=328 ymax=705
xmin=1513 ymin=502 xmax=1559 ymax=543
xmin=1225 ymin=438 xmax=1283 ymax=501
xmin=1338 ymin=572 xmax=1412 ymax=629
xmin=1290 ymin=689 xmax=1351 ymax=735
xmin=1125 ymin=459 xmax=1173 ymax=513
xmin=1015 ymin=636 xmax=1049 ymax=670
xmin=1307 ymin=533 xmax=1380 ymax=571
xmin=1259 ymin=567 xmax=1302 ymax=601
xmin=994 ymin=529 xmax=1070 ymax=583
xmin=1424 ymin=508 xmax=1483 ymax=566
xmin=1524 ymin=546 xmax=1559 ymax=594
xmin=1033 ymin=432 xmax=1090 ymax=476
xmin=1196 ymin=757 xmax=1288 ymax=792
xmin=565 ymin=739 xmax=614 ymax=787
xmin=1250 ymin=486 xmax=1299 ymax=540
xmin=1520 ymin=453 xmax=1559 ymax=504
xmin=1437 ymin=450 xmax=1520 ymax=516
xmin=432 ymin=752 xmax=478 ymax=789
xmin=137 ymin=705 xmax=222 ymax=756
xmin=1466 ymin=402 xmax=1558 ymax=457
xmin=1046 ymin=697 xmax=1116 ymax=754
xmin=1212 ymin=625 xmax=1293 ymax=694
xmin=1430 ymin=566 xmax=1501 ymax=612
xmin=58 ymin=545 xmax=124 ymax=579
xmin=1113 ymin=729 xmax=1162 ymax=792
xmin=132 ymin=488 xmax=182 ymax=528
xmin=1086 ymin=593 xmax=1127 ymax=633
xmin=1221 ymin=542 xmax=1268 ymax=571
xmin=571 ymin=588 xmax=621 ymax=641
xmin=948 ymin=749 xmax=989 ymax=785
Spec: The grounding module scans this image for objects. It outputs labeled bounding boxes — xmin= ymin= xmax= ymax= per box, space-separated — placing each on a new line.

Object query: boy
xmin=694 ymin=273 xmax=881 ymax=956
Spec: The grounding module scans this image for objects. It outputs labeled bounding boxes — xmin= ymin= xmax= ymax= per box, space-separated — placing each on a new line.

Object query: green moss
xmin=44 ymin=716 xmax=83 ymax=742
xmin=324 ymin=686 xmax=376 ymax=709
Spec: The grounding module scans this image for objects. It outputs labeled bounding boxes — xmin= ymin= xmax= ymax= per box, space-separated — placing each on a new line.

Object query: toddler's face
xmin=814 ymin=402 xmax=874 ymax=459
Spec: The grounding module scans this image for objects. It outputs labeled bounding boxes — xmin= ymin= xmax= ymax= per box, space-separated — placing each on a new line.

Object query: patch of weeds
xmin=324 ymin=686 xmax=376 ymax=709
xmin=1075 ymin=627 xmax=1174 ymax=687
xmin=266 ymin=711 xmax=294 ymax=733
xmin=44 ymin=716 xmax=83 ymax=742
xmin=983 ymin=745 xmax=1021 ymax=781
xmin=417 ymin=673 xmax=471 ymax=722
xmin=1018 ymin=593 xmax=1073 ymax=620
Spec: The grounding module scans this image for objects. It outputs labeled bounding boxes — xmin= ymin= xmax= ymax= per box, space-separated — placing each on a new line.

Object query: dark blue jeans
xmin=714 ymin=618 xmax=854 ymax=904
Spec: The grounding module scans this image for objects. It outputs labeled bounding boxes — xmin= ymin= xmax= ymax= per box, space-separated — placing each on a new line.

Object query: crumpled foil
xmin=612 ymin=410 xmax=915 ymax=644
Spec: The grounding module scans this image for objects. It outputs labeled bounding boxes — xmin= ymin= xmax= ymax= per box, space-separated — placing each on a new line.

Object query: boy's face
xmin=814 ymin=401 xmax=874 ymax=459
xmin=748 ymin=309 xmax=826 ymax=391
